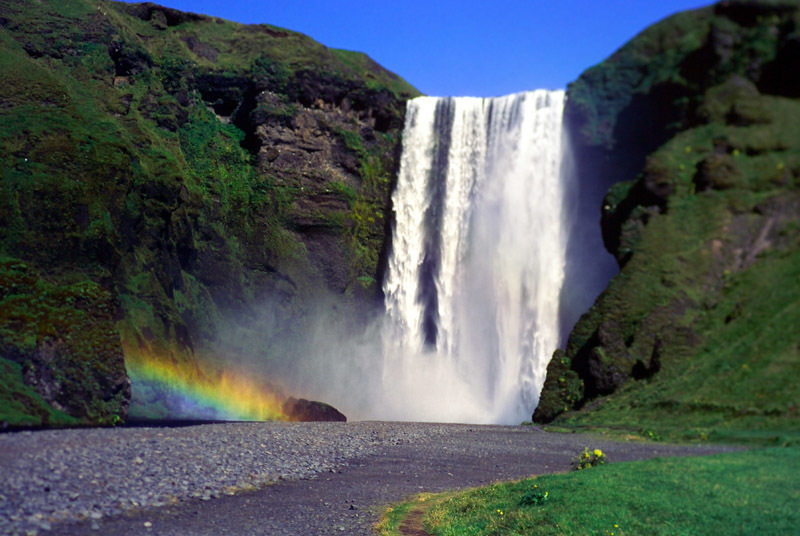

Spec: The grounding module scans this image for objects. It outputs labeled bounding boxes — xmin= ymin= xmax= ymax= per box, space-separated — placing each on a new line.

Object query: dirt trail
xmin=398 ymin=505 xmax=432 ymax=536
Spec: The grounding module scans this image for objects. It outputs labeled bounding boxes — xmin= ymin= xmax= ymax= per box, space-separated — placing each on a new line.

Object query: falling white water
xmin=380 ymin=90 xmax=567 ymax=424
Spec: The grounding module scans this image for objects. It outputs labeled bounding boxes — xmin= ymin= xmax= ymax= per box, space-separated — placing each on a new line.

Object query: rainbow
xmin=124 ymin=345 xmax=289 ymax=422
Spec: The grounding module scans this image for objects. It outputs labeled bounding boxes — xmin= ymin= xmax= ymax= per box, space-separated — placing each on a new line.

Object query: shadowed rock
xmin=283 ymin=397 xmax=347 ymax=422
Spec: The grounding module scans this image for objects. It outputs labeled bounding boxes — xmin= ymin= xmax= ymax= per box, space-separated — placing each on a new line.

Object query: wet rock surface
xmin=0 ymin=422 xmax=736 ymax=535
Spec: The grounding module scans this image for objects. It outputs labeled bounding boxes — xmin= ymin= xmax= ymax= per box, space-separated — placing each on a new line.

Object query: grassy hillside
xmin=379 ymin=447 xmax=800 ymax=536
xmin=535 ymin=0 xmax=800 ymax=443
xmin=0 ymin=0 xmax=419 ymax=426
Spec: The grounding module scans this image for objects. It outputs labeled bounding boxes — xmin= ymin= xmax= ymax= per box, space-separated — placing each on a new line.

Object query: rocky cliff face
xmin=535 ymin=0 xmax=800 ymax=440
xmin=0 ymin=0 xmax=418 ymax=426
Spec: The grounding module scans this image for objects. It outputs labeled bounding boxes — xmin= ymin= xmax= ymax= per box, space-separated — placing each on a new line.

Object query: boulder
xmin=282 ymin=397 xmax=347 ymax=422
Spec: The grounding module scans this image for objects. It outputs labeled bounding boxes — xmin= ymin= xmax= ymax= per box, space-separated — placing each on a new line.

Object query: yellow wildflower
xmin=594 ymin=449 xmax=603 ymax=457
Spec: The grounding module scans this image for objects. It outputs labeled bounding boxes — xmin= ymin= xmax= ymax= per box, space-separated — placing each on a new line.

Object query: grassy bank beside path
xmin=378 ymin=446 xmax=800 ymax=536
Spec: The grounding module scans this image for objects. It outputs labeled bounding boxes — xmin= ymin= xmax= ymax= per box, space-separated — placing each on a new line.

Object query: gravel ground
xmin=0 ymin=422 xmax=738 ymax=536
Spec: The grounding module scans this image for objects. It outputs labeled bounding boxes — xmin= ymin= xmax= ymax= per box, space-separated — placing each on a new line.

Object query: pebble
xmin=0 ymin=421 xmax=449 ymax=535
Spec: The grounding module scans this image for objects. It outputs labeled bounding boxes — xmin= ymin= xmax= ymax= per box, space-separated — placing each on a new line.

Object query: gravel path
xmin=0 ymin=422 xmax=738 ymax=535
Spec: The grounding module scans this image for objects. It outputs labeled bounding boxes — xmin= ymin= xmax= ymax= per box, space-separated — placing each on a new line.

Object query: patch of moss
xmin=0 ymin=257 xmax=129 ymax=426
xmin=0 ymin=357 xmax=79 ymax=429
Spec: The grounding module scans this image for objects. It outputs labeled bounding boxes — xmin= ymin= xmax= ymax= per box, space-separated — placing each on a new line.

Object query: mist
xmin=145 ymin=90 xmax=618 ymax=426
xmin=267 ymin=91 xmax=575 ymax=424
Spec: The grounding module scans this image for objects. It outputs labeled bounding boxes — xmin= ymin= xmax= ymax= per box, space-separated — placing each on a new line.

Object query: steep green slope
xmin=0 ymin=0 xmax=419 ymax=426
xmin=535 ymin=0 xmax=800 ymax=443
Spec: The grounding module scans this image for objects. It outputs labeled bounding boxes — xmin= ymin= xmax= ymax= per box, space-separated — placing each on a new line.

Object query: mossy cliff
xmin=0 ymin=0 xmax=418 ymax=427
xmin=0 ymin=258 xmax=129 ymax=428
xmin=535 ymin=0 xmax=800 ymax=442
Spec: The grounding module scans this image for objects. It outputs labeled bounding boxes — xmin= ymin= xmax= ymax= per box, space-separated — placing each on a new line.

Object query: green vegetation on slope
xmin=535 ymin=0 xmax=800 ymax=442
xmin=555 ymin=246 xmax=800 ymax=445
xmin=382 ymin=447 xmax=800 ymax=536
xmin=0 ymin=258 xmax=129 ymax=427
xmin=0 ymin=358 xmax=79 ymax=429
xmin=0 ymin=0 xmax=419 ymax=425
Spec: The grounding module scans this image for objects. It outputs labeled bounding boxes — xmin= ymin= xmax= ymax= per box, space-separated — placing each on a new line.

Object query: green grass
xmin=330 ymin=48 xmax=418 ymax=98
xmin=383 ymin=447 xmax=800 ymax=536
xmin=98 ymin=0 xmax=419 ymax=99
xmin=375 ymin=496 xmax=422 ymax=536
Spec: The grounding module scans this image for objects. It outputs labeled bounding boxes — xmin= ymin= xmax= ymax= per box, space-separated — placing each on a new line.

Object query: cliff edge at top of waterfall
xmin=535 ymin=0 xmax=800 ymax=445
xmin=0 ymin=0 xmax=419 ymax=428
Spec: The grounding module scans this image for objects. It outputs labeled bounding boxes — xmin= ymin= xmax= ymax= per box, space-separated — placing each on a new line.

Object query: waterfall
xmin=381 ymin=90 xmax=567 ymax=424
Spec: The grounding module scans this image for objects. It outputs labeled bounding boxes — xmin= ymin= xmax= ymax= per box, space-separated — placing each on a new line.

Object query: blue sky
xmin=121 ymin=0 xmax=713 ymax=96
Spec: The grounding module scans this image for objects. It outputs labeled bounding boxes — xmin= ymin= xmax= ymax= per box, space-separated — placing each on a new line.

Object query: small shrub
xmin=572 ymin=447 xmax=607 ymax=470
xmin=640 ymin=429 xmax=663 ymax=441
xmin=519 ymin=484 xmax=549 ymax=506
